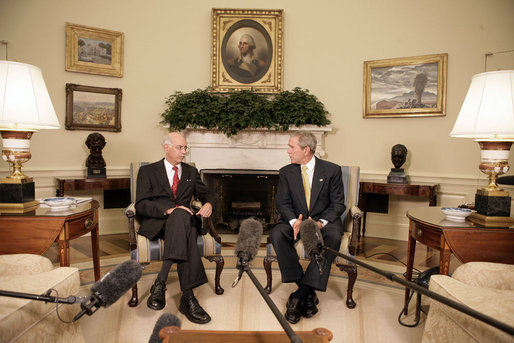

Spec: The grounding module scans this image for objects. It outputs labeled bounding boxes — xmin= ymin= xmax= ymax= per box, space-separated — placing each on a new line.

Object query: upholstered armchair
xmin=125 ymin=162 xmax=224 ymax=307
xmin=263 ymin=165 xmax=361 ymax=308
xmin=422 ymin=262 xmax=514 ymax=343
xmin=0 ymin=254 xmax=84 ymax=343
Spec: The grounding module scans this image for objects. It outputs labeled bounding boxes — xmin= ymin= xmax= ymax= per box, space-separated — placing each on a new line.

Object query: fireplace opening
xmin=201 ymin=169 xmax=279 ymax=233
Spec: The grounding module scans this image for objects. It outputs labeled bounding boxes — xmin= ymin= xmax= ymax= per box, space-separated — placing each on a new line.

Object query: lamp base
xmin=0 ymin=200 xmax=40 ymax=213
xmin=468 ymin=212 xmax=514 ymax=227
xmin=0 ymin=182 xmax=36 ymax=203
xmin=474 ymin=192 xmax=511 ymax=217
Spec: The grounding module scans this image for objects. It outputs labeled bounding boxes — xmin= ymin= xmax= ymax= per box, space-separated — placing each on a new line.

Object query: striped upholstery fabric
xmin=131 ymin=232 xmax=222 ymax=263
xmin=128 ymin=162 xmax=221 ymax=262
xmin=267 ymin=165 xmax=360 ymax=264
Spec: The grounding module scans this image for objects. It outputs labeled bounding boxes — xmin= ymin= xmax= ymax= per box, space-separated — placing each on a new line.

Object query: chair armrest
xmin=206 ymin=217 xmax=222 ymax=244
xmin=348 ymin=205 xmax=362 ymax=255
xmin=125 ymin=203 xmax=138 ymax=249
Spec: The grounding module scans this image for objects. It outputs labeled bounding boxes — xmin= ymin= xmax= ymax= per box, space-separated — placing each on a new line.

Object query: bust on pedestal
xmin=86 ymin=133 xmax=106 ymax=178
xmin=387 ymin=144 xmax=408 ymax=184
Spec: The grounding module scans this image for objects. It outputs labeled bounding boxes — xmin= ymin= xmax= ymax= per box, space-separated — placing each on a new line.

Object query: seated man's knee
xmin=323 ymin=229 xmax=342 ymax=249
xmin=168 ymin=208 xmax=191 ymax=222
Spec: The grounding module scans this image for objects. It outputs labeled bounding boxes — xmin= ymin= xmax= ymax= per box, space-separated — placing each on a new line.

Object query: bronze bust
xmin=391 ymin=144 xmax=407 ymax=169
xmin=85 ymin=132 xmax=106 ymax=178
xmin=388 ymin=144 xmax=408 ymax=183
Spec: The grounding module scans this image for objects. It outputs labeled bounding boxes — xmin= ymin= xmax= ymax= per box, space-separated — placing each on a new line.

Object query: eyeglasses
xmin=173 ymin=145 xmax=189 ymax=152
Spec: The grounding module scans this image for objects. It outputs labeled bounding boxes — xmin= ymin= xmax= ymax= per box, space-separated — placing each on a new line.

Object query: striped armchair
xmin=263 ymin=165 xmax=361 ymax=308
xmin=125 ymin=162 xmax=224 ymax=307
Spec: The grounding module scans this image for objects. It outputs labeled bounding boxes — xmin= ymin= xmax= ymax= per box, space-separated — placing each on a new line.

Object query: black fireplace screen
xmin=201 ymin=169 xmax=279 ymax=233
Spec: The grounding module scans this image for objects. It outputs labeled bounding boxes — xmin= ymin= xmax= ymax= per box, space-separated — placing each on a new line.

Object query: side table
xmin=56 ymin=177 xmax=130 ymax=197
xmin=358 ymin=181 xmax=438 ymax=237
xmin=403 ymin=206 xmax=514 ymax=314
xmin=0 ymin=200 xmax=101 ymax=281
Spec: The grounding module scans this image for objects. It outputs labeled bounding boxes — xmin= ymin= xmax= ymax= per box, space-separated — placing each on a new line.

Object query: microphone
xmin=299 ymin=219 xmax=325 ymax=275
xmin=148 ymin=313 xmax=181 ymax=343
xmin=232 ymin=218 xmax=263 ymax=287
xmin=73 ymin=260 xmax=142 ymax=322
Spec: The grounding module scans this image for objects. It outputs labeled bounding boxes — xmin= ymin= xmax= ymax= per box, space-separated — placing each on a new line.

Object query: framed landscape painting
xmin=65 ymin=23 xmax=124 ymax=77
xmin=363 ymin=53 xmax=447 ymax=118
xmin=65 ymin=83 xmax=122 ymax=132
xmin=211 ymin=8 xmax=283 ymax=93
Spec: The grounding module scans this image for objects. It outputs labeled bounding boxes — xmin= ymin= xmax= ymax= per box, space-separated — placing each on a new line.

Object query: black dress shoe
xmin=179 ymin=295 xmax=211 ymax=324
xmin=147 ymin=279 xmax=166 ymax=310
xmin=285 ymin=294 xmax=303 ymax=324
xmin=302 ymin=292 xmax=319 ymax=318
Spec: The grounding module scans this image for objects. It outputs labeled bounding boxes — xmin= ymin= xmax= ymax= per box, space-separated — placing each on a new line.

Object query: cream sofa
xmin=0 ymin=254 xmax=84 ymax=343
xmin=422 ymin=262 xmax=514 ymax=343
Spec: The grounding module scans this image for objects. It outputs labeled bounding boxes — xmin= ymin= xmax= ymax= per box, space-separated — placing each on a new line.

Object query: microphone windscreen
xmin=300 ymin=219 xmax=324 ymax=256
xmin=235 ymin=218 xmax=263 ymax=261
xmin=91 ymin=260 xmax=142 ymax=307
xmin=148 ymin=313 xmax=181 ymax=343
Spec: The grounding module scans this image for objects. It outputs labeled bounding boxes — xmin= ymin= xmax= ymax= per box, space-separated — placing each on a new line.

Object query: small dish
xmin=441 ymin=207 xmax=474 ymax=222
xmin=42 ymin=197 xmax=75 ymax=211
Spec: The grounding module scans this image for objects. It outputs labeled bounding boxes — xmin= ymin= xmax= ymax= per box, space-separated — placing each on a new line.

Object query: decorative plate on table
xmin=42 ymin=197 xmax=75 ymax=211
xmin=441 ymin=207 xmax=474 ymax=222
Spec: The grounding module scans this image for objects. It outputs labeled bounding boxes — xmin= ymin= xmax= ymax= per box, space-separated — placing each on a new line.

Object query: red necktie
xmin=172 ymin=166 xmax=179 ymax=198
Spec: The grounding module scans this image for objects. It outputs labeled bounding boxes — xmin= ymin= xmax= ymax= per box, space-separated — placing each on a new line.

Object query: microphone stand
xmin=320 ymin=244 xmax=514 ymax=336
xmin=0 ymin=289 xmax=81 ymax=304
xmin=233 ymin=257 xmax=303 ymax=343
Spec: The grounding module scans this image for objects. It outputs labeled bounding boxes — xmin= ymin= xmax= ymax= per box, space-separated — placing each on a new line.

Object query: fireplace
xmin=202 ymin=169 xmax=279 ymax=233
xmin=185 ymin=126 xmax=331 ymax=232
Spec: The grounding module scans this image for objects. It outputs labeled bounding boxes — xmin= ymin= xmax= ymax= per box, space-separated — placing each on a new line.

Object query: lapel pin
xmin=319 ymin=178 xmax=324 ymax=181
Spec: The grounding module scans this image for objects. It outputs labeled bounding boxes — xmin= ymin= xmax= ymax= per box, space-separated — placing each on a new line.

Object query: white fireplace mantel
xmin=184 ymin=125 xmax=332 ymax=171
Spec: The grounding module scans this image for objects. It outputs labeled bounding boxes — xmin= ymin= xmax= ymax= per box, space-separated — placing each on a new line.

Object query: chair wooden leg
xmin=206 ymin=255 xmax=225 ymax=295
xmin=128 ymin=284 xmax=139 ymax=307
xmin=263 ymin=255 xmax=277 ymax=294
xmin=339 ymin=264 xmax=357 ymax=309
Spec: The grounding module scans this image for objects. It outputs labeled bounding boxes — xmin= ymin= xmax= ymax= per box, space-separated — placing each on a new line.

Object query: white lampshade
xmin=0 ymin=61 xmax=60 ymax=131
xmin=450 ymin=70 xmax=514 ymax=140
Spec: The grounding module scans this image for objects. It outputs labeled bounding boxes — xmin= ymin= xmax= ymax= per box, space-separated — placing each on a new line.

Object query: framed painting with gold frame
xmin=211 ymin=8 xmax=283 ymax=93
xmin=65 ymin=23 xmax=124 ymax=77
xmin=65 ymin=83 xmax=122 ymax=132
xmin=363 ymin=53 xmax=447 ymax=118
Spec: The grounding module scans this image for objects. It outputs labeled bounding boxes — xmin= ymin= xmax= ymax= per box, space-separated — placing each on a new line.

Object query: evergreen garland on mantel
xmin=160 ymin=87 xmax=330 ymax=137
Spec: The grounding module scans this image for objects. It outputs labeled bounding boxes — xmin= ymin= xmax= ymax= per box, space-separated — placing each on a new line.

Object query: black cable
xmin=48 ymin=289 xmax=74 ymax=324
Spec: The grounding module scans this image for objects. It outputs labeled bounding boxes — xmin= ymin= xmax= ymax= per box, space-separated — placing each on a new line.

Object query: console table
xmin=56 ymin=177 xmax=130 ymax=197
xmin=160 ymin=327 xmax=333 ymax=342
xmin=403 ymin=206 xmax=514 ymax=314
xmin=0 ymin=200 xmax=101 ymax=281
xmin=358 ymin=181 xmax=438 ymax=237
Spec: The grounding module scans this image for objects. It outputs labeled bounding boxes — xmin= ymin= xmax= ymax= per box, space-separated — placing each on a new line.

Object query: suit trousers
xmin=160 ymin=208 xmax=208 ymax=291
xmin=270 ymin=222 xmax=342 ymax=292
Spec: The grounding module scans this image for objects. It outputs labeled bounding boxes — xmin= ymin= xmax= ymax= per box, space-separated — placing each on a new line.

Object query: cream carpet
xmin=77 ymin=263 xmax=426 ymax=343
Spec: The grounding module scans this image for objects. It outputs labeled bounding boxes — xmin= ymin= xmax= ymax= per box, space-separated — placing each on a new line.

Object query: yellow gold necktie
xmin=302 ymin=165 xmax=311 ymax=210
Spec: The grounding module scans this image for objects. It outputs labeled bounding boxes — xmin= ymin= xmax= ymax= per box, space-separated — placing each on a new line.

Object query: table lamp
xmin=0 ymin=61 xmax=60 ymax=211
xmin=450 ymin=70 xmax=514 ymax=225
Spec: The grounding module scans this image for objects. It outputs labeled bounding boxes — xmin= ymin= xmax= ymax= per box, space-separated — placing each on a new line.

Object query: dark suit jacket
xmin=135 ymin=159 xmax=215 ymax=240
xmin=276 ymin=157 xmax=346 ymax=232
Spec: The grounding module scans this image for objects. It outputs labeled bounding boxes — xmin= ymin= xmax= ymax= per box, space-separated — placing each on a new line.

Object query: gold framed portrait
xmin=211 ymin=8 xmax=283 ymax=93
xmin=65 ymin=23 xmax=124 ymax=77
xmin=65 ymin=83 xmax=122 ymax=132
xmin=363 ymin=53 xmax=447 ymax=118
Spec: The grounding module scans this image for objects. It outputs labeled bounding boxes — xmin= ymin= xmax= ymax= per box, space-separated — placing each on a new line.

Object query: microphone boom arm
xmin=240 ymin=263 xmax=302 ymax=343
xmin=0 ymin=289 xmax=81 ymax=304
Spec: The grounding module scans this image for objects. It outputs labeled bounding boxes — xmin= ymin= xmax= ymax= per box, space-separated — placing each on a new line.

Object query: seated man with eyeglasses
xmin=135 ymin=132 xmax=215 ymax=324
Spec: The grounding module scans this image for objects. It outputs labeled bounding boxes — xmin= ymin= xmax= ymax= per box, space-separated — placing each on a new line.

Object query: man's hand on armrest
xmin=196 ymin=202 xmax=212 ymax=218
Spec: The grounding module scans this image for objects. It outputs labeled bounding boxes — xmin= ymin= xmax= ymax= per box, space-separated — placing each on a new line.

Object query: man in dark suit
xmin=270 ymin=132 xmax=345 ymax=324
xmin=135 ymin=132 xmax=215 ymax=324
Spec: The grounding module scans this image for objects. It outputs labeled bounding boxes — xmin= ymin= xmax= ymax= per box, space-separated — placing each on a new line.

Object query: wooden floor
xmin=42 ymin=232 xmax=453 ymax=277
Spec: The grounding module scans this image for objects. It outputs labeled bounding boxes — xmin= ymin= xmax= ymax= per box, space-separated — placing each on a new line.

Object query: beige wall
xmin=1 ymin=0 xmax=514 ymax=238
